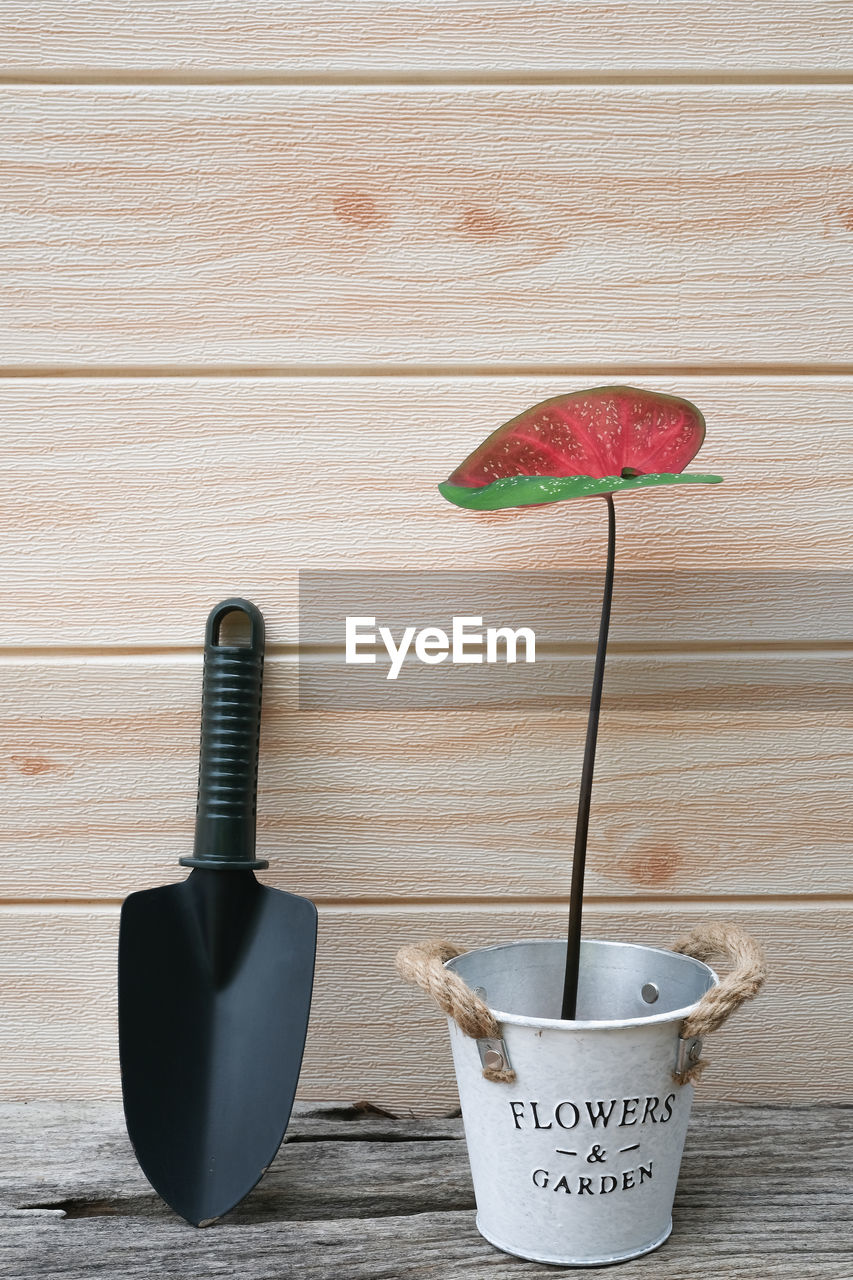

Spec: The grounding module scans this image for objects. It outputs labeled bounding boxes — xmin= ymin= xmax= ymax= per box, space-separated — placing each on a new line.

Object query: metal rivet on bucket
xmin=676 ymin=1035 xmax=704 ymax=1078
xmin=477 ymin=1037 xmax=511 ymax=1074
xmin=642 ymin=982 xmax=660 ymax=1004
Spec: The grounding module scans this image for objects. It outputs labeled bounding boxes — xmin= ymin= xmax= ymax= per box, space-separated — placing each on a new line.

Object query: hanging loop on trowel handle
xmin=181 ymin=597 xmax=267 ymax=871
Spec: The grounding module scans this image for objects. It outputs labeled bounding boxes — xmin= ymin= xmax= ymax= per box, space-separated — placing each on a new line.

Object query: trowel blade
xmin=118 ymin=869 xmax=317 ymax=1226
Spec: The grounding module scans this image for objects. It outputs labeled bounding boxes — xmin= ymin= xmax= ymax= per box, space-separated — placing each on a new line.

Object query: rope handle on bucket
xmin=396 ymin=923 xmax=766 ymax=1087
xmin=395 ymin=940 xmax=517 ymax=1082
xmin=670 ymin=922 xmax=767 ymax=1084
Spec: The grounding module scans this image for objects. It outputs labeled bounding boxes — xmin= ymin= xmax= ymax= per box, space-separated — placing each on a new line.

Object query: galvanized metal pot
xmin=444 ymin=938 xmax=717 ymax=1268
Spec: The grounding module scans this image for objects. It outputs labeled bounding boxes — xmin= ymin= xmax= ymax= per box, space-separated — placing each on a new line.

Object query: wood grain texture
xmin=1 ymin=904 xmax=848 ymax=1107
xmin=2 ymin=9 xmax=851 ymax=1120
xmin=1 ymin=1103 xmax=851 ymax=1279
xmin=0 ymin=654 xmax=849 ymax=902
xmin=1 ymin=377 xmax=851 ymax=647
xmin=3 ymin=3 xmax=852 ymax=75
xmin=3 ymin=89 xmax=852 ymax=365
xmin=0 ymin=1102 xmax=463 ymax=1214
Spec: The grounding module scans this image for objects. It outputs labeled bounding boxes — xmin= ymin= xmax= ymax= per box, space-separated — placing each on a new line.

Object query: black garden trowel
xmin=119 ymin=599 xmax=317 ymax=1226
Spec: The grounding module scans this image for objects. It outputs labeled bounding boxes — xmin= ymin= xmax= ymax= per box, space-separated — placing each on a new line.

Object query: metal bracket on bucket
xmin=675 ymin=1035 xmax=703 ymax=1079
xmin=477 ymin=1037 xmax=512 ymax=1075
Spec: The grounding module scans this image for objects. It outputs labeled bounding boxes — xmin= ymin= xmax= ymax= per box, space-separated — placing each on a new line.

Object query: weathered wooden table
xmin=2 ymin=1102 xmax=850 ymax=1278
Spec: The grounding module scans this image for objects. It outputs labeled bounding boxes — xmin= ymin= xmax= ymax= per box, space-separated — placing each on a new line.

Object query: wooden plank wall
xmin=1 ymin=5 xmax=850 ymax=1111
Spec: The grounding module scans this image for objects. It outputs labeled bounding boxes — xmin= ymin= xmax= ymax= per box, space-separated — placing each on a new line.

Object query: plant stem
xmin=561 ymin=494 xmax=616 ymax=1020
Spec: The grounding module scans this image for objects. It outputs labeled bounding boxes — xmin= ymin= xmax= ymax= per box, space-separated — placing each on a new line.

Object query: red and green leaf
xmin=439 ymin=385 xmax=722 ymax=510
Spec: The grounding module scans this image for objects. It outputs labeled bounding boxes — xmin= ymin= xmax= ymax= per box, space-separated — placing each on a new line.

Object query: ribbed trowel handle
xmin=180 ymin=599 xmax=268 ymax=871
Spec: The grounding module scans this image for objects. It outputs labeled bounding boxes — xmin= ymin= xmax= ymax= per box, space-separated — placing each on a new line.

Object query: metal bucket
xmin=444 ymin=938 xmax=718 ymax=1267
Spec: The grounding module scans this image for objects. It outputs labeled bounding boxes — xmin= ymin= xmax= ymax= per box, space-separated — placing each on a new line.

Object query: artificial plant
xmin=439 ymin=385 xmax=722 ymax=1019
